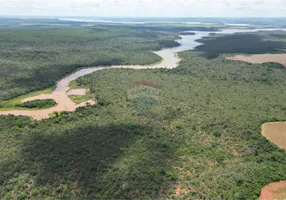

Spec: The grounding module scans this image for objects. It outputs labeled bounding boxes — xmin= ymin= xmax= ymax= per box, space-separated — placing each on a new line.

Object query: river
xmin=0 ymin=28 xmax=286 ymax=119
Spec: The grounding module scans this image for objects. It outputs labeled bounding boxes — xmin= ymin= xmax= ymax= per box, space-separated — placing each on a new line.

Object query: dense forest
xmin=1 ymin=54 xmax=286 ymax=199
xmin=0 ymin=23 xmax=286 ymax=199
xmin=0 ymin=26 xmax=180 ymax=102
xmin=195 ymin=31 xmax=286 ymax=58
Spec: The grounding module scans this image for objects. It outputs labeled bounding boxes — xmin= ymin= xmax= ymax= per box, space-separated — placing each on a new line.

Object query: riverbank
xmin=2 ymin=28 xmax=285 ymax=119
xmin=0 ymin=44 xmax=182 ymax=120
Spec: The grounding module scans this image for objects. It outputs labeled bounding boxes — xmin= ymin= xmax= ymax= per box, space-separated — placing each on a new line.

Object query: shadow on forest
xmin=195 ymin=34 xmax=286 ymax=59
xmin=11 ymin=58 xmax=124 ymax=93
xmin=1 ymin=122 xmax=180 ymax=199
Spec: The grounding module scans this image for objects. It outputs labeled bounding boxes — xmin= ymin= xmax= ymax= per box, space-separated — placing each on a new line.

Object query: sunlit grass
xmin=69 ymin=95 xmax=92 ymax=104
xmin=0 ymin=87 xmax=55 ymax=110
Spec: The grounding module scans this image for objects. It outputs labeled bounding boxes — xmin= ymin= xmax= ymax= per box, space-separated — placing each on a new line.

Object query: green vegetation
xmin=127 ymin=85 xmax=160 ymax=101
xmin=195 ymin=31 xmax=286 ymax=58
xmin=68 ymin=80 xmax=95 ymax=104
xmin=69 ymin=80 xmax=78 ymax=89
xmin=0 ymin=25 xmax=180 ymax=102
xmin=15 ymin=99 xmax=57 ymax=109
xmin=69 ymin=95 xmax=91 ymax=104
xmin=127 ymin=84 xmax=160 ymax=115
xmin=104 ymin=23 xmax=220 ymax=33
xmin=1 ymin=50 xmax=286 ymax=199
xmin=0 ymin=87 xmax=54 ymax=110
xmin=1 ymin=22 xmax=286 ymax=199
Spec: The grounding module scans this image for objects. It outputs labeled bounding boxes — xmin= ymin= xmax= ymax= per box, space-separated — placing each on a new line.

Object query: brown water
xmin=0 ymin=50 xmax=181 ymax=120
xmin=1 ymin=28 xmax=285 ymax=120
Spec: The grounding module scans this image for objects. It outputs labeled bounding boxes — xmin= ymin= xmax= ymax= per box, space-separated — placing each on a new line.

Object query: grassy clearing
xmin=69 ymin=95 xmax=92 ymax=104
xmin=69 ymin=80 xmax=78 ymax=89
xmin=68 ymin=80 xmax=94 ymax=104
xmin=0 ymin=87 xmax=54 ymax=110
xmin=225 ymin=54 xmax=286 ymax=67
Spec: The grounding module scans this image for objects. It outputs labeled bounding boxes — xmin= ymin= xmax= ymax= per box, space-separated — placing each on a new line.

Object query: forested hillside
xmin=0 ymin=51 xmax=285 ymax=199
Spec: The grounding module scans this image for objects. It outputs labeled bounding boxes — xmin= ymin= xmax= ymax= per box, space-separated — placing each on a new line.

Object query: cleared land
xmin=226 ymin=53 xmax=286 ymax=200
xmin=261 ymin=122 xmax=286 ymax=150
xmin=260 ymin=122 xmax=286 ymax=200
xmin=260 ymin=181 xmax=286 ymax=200
xmin=225 ymin=54 xmax=286 ymax=66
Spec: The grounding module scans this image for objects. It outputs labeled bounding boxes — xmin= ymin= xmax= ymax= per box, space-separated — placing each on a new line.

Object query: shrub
xmin=16 ymin=99 xmax=56 ymax=109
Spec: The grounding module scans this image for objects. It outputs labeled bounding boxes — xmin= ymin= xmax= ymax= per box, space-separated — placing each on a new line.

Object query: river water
xmin=0 ymin=28 xmax=286 ymax=119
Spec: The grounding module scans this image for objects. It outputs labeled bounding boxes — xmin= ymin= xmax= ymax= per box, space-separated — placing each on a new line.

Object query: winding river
xmin=0 ymin=28 xmax=286 ymax=120
xmin=1 ymin=27 xmax=286 ymax=199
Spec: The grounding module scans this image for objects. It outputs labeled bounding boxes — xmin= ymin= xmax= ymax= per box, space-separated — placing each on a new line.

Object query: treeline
xmin=99 ymin=24 xmax=219 ymax=33
xmin=180 ymin=32 xmax=196 ymax=35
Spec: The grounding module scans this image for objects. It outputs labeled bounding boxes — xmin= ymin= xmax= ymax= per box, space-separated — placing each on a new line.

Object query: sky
xmin=1 ymin=0 xmax=286 ymax=17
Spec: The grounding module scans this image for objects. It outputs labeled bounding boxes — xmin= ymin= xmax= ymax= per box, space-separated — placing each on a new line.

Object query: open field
xmin=226 ymin=54 xmax=286 ymax=66
xmin=262 ymin=122 xmax=286 ymax=149
xmin=0 ymin=87 xmax=54 ymax=111
xmin=260 ymin=181 xmax=286 ymax=200
xmin=69 ymin=95 xmax=92 ymax=104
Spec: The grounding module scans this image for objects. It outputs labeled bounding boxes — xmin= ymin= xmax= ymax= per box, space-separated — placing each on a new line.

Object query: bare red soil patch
xmin=259 ymin=122 xmax=286 ymax=199
xmin=175 ymin=184 xmax=189 ymax=197
xmin=260 ymin=181 xmax=286 ymax=200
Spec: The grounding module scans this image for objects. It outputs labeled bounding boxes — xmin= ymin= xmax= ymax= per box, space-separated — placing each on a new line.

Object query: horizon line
xmin=1 ymin=16 xmax=286 ymax=19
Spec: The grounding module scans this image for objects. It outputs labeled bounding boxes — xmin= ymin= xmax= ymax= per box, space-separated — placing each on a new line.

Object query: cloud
xmin=0 ymin=0 xmax=285 ymax=17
